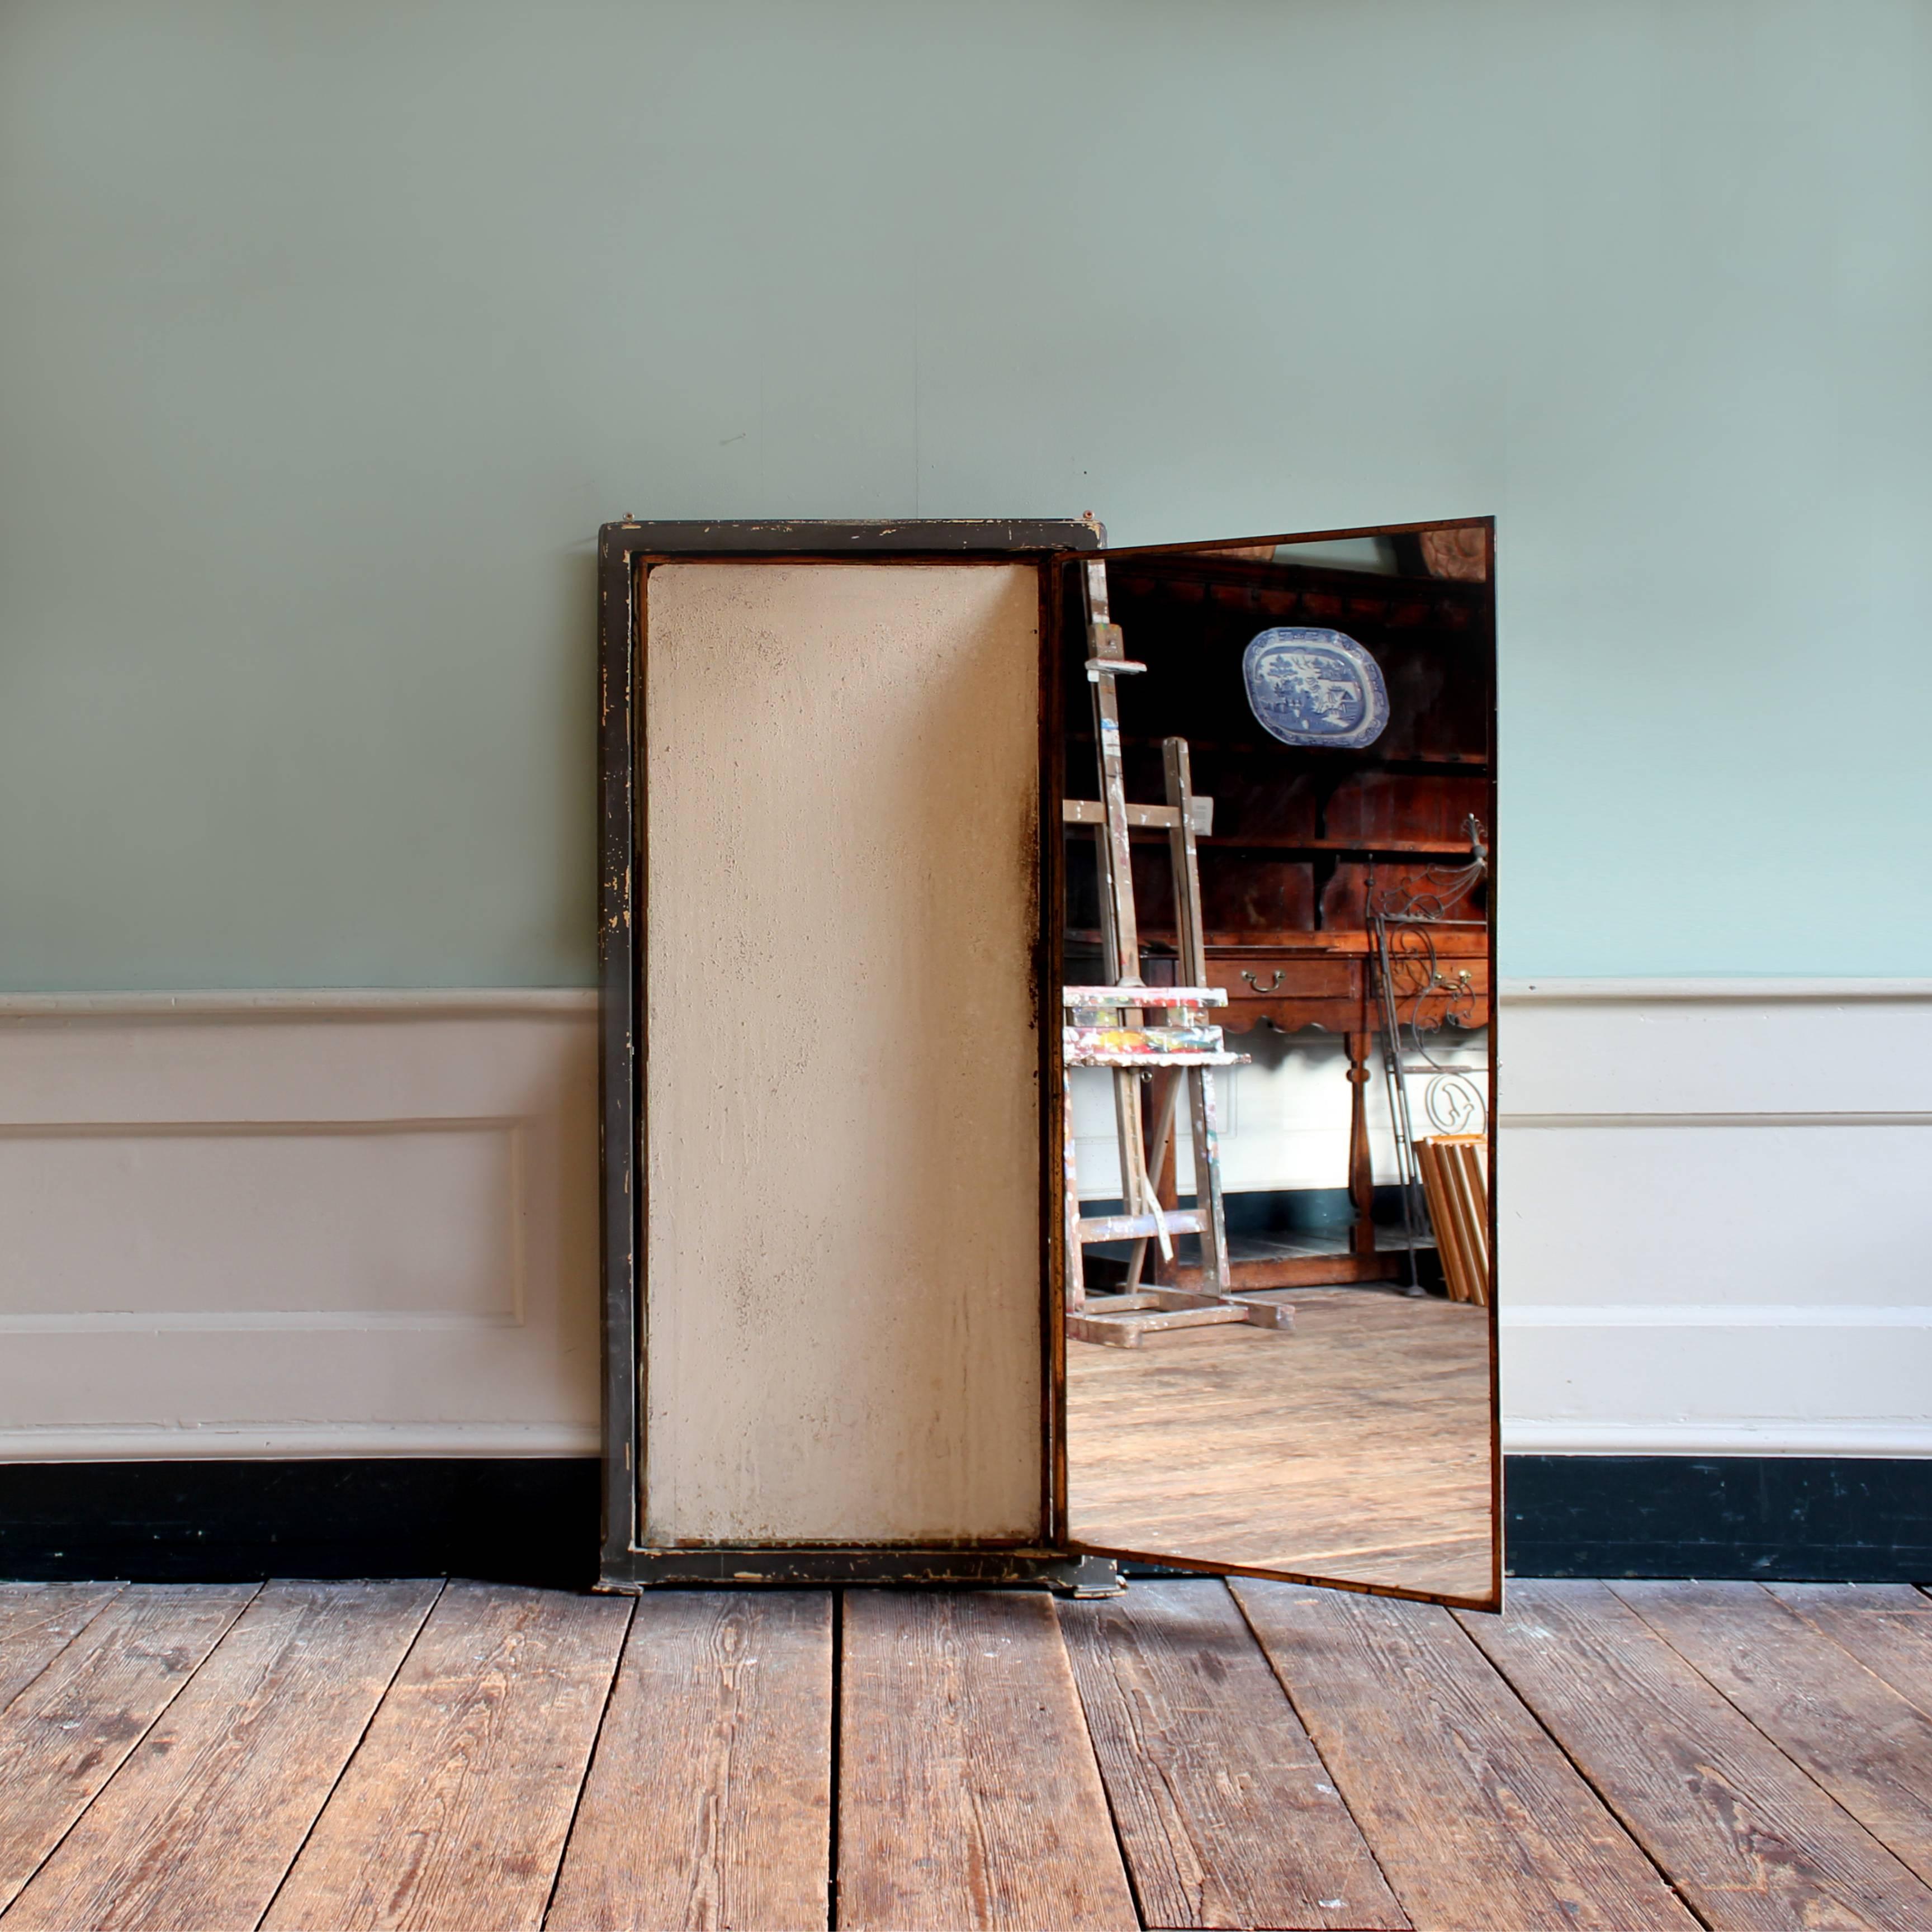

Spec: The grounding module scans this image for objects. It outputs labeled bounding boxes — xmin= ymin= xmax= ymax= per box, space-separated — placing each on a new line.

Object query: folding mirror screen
xmin=598 ymin=518 xmax=1498 ymax=1608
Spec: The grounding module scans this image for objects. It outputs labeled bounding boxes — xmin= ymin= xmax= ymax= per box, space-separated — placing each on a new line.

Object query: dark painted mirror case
xmin=597 ymin=518 xmax=1497 ymax=1609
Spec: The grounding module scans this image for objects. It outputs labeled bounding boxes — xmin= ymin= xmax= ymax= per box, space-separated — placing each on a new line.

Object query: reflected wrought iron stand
xmin=1366 ymin=816 xmax=1489 ymax=1294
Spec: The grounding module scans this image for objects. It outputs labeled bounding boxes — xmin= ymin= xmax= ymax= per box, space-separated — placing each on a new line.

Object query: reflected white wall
xmin=1070 ymin=1026 xmax=1489 ymax=1202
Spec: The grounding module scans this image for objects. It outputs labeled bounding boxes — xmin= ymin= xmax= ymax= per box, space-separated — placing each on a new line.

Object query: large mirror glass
xmin=1059 ymin=522 xmax=1497 ymax=1605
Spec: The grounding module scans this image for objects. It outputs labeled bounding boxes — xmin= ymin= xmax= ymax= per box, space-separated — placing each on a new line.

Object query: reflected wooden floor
xmin=3 ymin=1578 xmax=1931 ymax=1929
xmin=1067 ymin=1289 xmax=1492 ymax=1599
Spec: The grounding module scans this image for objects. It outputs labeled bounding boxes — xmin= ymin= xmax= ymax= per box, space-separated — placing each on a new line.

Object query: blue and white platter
xmin=1241 ymin=627 xmax=1389 ymax=750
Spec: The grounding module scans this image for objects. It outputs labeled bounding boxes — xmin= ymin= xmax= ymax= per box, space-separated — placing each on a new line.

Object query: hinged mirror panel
xmin=1056 ymin=520 xmax=1499 ymax=1608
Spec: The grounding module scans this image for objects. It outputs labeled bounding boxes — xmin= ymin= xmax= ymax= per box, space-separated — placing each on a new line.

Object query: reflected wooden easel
xmin=1062 ymin=558 xmax=1292 ymax=1348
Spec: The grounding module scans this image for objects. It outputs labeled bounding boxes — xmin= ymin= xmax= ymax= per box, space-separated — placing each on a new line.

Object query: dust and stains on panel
xmin=641 ymin=562 xmax=1045 ymax=1547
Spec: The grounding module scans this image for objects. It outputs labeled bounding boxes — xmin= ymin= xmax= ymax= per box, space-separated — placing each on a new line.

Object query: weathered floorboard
xmin=838 ymin=1590 xmax=1138 ymax=1932
xmin=1768 ymin=1583 xmax=1932 ymax=1715
xmin=1463 ymin=1580 xmax=1932 ymax=1930
xmin=2 ymin=1580 xmax=440 ymax=1932
xmin=0 ymin=1584 xmax=256 ymax=1914
xmin=546 ymin=1590 xmax=832 ymax=1932
xmin=0 ymin=1583 xmax=125 ymax=1715
xmin=9 ymin=1577 xmax=1932 ymax=1931
xmin=1614 ymin=1580 xmax=1932 ymax=1893
xmin=1233 ymin=1581 xmax=1694 ymax=1932
xmin=1062 ymin=1580 xmax=1406 ymax=1930
xmin=260 ymin=1581 xmax=631 ymax=1932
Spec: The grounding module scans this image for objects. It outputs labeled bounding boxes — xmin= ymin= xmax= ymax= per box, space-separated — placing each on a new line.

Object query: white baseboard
xmin=1505 ymin=1423 xmax=1932 ymax=1456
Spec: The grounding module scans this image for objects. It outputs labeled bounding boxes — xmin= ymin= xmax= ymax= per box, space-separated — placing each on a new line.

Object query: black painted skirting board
xmin=0 ymin=1456 xmax=1926 ymax=1585
xmin=1505 ymin=1455 xmax=1932 ymax=1582
xmin=0 ymin=1459 xmax=602 ymax=1588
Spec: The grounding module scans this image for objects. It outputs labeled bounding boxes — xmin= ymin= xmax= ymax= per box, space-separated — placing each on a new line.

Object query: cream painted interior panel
xmin=643 ymin=561 xmax=1043 ymax=1545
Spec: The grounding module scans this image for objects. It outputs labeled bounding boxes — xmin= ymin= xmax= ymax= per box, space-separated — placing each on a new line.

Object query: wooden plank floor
xmin=1067 ymin=1290 xmax=1493 ymax=1600
xmin=1 ymin=1579 xmax=1931 ymax=1930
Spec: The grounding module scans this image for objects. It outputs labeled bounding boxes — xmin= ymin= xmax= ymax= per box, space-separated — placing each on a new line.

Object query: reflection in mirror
xmin=1060 ymin=524 xmax=1496 ymax=1603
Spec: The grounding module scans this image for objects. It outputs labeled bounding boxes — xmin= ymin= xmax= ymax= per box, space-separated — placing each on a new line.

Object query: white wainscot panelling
xmin=0 ymin=992 xmax=599 ymax=1460
xmin=8 ymin=981 xmax=1926 ymax=1464
xmin=1498 ymin=979 xmax=1932 ymax=1455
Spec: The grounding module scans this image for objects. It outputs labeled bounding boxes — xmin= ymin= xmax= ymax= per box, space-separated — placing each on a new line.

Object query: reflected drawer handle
xmin=1239 ymin=969 xmax=1286 ymax=993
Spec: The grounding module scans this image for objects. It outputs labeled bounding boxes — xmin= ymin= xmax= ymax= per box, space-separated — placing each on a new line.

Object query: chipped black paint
xmin=596 ymin=519 xmax=1099 ymax=1590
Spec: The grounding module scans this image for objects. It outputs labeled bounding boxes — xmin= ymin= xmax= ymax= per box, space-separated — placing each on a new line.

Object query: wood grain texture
xmin=838 ymin=1590 xmax=1137 ymax=1932
xmin=1462 ymin=1580 xmax=1932 ymax=1930
xmin=1779 ymin=1583 xmax=1932 ymax=1614
xmin=1 ymin=1580 xmax=439 ymax=1932
xmin=1233 ymin=1581 xmax=1693 ymax=1932
xmin=643 ymin=561 xmax=1045 ymax=1547
xmin=1614 ymin=1580 xmax=1932 ymax=1891
xmin=1061 ymin=1580 xmax=1406 ymax=1930
xmin=0 ymin=1584 xmax=255 ymax=1913
xmin=1768 ymin=1584 xmax=1932 ymax=1715
xmin=260 ymin=1582 xmax=630 ymax=1932
xmin=15 ymin=1579 xmax=1932 ymax=1929
xmin=1069 ymin=1291 xmax=1490 ymax=1598
xmin=0 ymin=1583 xmax=124 ymax=1714
xmin=546 ymin=1590 xmax=832 ymax=1932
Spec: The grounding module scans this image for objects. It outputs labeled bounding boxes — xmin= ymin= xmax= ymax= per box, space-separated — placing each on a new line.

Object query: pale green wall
xmin=3 ymin=0 xmax=1927 ymax=988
